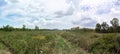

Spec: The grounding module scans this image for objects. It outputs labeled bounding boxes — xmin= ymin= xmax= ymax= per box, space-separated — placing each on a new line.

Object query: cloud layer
xmin=0 ymin=0 xmax=120 ymax=29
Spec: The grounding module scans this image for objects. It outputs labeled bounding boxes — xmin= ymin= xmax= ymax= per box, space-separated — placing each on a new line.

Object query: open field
xmin=0 ymin=0 xmax=120 ymax=54
xmin=0 ymin=30 xmax=88 ymax=54
xmin=0 ymin=30 xmax=120 ymax=54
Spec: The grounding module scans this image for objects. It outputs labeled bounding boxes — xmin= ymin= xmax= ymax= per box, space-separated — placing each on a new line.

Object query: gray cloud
xmin=54 ymin=5 xmax=74 ymax=18
xmin=82 ymin=21 xmax=97 ymax=27
xmin=80 ymin=6 xmax=91 ymax=11
xmin=96 ymin=6 xmax=111 ymax=15
xmin=54 ymin=11 xmax=64 ymax=18
xmin=72 ymin=17 xmax=97 ymax=27
xmin=114 ymin=0 xmax=120 ymax=6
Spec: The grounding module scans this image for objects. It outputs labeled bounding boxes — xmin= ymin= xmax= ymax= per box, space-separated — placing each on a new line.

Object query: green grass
xmin=0 ymin=43 xmax=11 ymax=54
xmin=0 ymin=30 xmax=88 ymax=54
xmin=0 ymin=30 xmax=119 ymax=54
xmin=0 ymin=43 xmax=7 ymax=50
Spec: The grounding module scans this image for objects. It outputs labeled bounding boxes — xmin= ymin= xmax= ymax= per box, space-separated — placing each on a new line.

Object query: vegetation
xmin=35 ymin=26 xmax=39 ymax=30
xmin=0 ymin=31 xmax=88 ymax=54
xmin=90 ymin=34 xmax=120 ymax=54
xmin=95 ymin=18 xmax=120 ymax=33
xmin=0 ymin=18 xmax=120 ymax=54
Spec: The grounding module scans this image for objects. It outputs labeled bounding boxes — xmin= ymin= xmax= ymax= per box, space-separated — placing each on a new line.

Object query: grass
xmin=0 ymin=30 xmax=119 ymax=54
xmin=0 ymin=43 xmax=7 ymax=50
xmin=0 ymin=43 xmax=11 ymax=54
xmin=0 ymin=30 xmax=88 ymax=54
xmin=59 ymin=30 xmax=120 ymax=54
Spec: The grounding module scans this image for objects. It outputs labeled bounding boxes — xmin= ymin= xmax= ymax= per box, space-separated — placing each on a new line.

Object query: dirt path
xmin=55 ymin=34 xmax=89 ymax=54
xmin=0 ymin=50 xmax=11 ymax=54
xmin=0 ymin=41 xmax=13 ymax=54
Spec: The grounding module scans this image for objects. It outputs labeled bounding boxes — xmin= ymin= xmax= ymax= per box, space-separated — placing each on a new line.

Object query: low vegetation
xmin=0 ymin=18 xmax=120 ymax=54
xmin=0 ymin=31 xmax=88 ymax=54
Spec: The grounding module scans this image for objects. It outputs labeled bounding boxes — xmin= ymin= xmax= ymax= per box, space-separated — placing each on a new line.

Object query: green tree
xmin=101 ymin=22 xmax=109 ymax=33
xmin=110 ymin=18 xmax=119 ymax=32
xmin=2 ymin=25 xmax=14 ymax=31
xmin=108 ymin=26 xmax=114 ymax=33
xmin=22 ymin=25 xmax=26 ymax=30
xmin=117 ymin=26 xmax=120 ymax=32
xmin=35 ymin=26 xmax=39 ymax=30
xmin=95 ymin=23 xmax=101 ymax=32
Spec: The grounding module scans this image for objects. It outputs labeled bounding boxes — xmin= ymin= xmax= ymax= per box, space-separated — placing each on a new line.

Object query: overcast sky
xmin=0 ymin=0 xmax=120 ymax=29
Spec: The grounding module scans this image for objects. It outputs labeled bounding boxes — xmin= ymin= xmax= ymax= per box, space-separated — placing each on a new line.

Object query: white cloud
xmin=0 ymin=0 xmax=120 ymax=29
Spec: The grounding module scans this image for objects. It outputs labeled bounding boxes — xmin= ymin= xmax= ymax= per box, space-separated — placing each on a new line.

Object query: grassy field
xmin=0 ymin=30 xmax=120 ymax=54
xmin=0 ymin=30 xmax=89 ymax=54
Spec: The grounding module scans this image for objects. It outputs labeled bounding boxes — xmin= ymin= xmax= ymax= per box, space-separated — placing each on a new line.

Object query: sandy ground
xmin=0 ymin=50 xmax=11 ymax=54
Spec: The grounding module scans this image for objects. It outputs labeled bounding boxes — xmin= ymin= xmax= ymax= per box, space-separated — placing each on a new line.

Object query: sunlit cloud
xmin=0 ymin=0 xmax=120 ymax=29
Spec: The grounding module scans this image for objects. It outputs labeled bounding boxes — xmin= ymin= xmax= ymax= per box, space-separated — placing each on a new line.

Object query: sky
xmin=0 ymin=0 xmax=120 ymax=29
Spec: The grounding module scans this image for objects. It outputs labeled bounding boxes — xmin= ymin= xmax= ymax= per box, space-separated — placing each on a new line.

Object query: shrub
xmin=90 ymin=34 xmax=120 ymax=54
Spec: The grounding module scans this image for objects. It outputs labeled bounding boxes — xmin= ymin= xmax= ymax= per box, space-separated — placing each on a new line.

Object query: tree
xmin=71 ymin=27 xmax=80 ymax=30
xmin=110 ymin=18 xmax=119 ymax=32
xmin=101 ymin=22 xmax=109 ymax=33
xmin=95 ymin=23 xmax=101 ymax=32
xmin=2 ymin=25 xmax=14 ymax=31
xmin=95 ymin=18 xmax=120 ymax=33
xmin=108 ymin=26 xmax=114 ymax=33
xmin=22 ymin=25 xmax=26 ymax=30
xmin=35 ymin=26 xmax=39 ymax=30
xmin=117 ymin=26 xmax=120 ymax=32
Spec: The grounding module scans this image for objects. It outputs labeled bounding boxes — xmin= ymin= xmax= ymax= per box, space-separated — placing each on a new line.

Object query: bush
xmin=90 ymin=34 xmax=120 ymax=54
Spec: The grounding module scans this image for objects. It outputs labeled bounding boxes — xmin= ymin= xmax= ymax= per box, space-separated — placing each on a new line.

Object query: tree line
xmin=0 ymin=25 xmax=40 ymax=31
xmin=95 ymin=18 xmax=120 ymax=33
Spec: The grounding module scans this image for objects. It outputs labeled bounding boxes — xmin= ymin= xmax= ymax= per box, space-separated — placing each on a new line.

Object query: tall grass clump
xmin=90 ymin=33 xmax=120 ymax=54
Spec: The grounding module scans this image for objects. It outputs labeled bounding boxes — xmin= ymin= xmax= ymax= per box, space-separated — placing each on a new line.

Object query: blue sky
xmin=0 ymin=0 xmax=120 ymax=29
